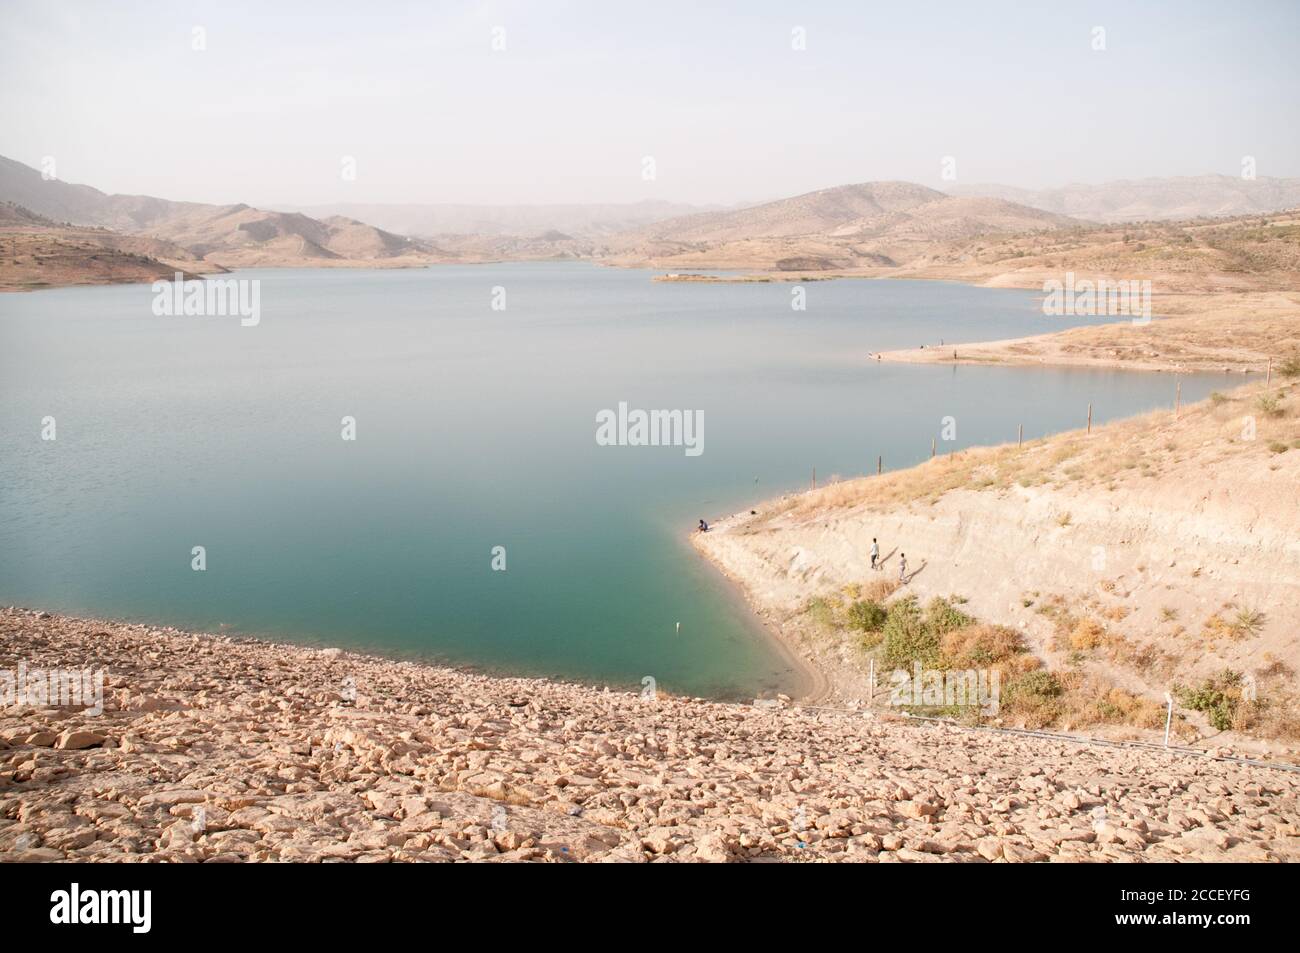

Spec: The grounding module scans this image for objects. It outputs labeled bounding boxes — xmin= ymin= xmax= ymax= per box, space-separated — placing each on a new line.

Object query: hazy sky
xmin=2 ymin=0 xmax=1298 ymax=207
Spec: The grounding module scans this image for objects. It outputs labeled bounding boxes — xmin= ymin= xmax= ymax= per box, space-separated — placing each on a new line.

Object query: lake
xmin=0 ymin=263 xmax=1228 ymax=698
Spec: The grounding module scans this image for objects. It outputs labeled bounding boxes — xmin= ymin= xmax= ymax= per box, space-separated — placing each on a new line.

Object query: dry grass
xmin=757 ymin=379 xmax=1298 ymax=521
xmin=799 ymin=589 xmax=1191 ymax=735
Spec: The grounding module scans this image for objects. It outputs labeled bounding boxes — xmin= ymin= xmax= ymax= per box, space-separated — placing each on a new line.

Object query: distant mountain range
xmin=950 ymin=175 xmax=1300 ymax=223
xmin=0 ymin=155 xmax=434 ymax=268
xmin=4 ymin=154 xmax=1299 ymax=291
xmin=602 ymin=181 xmax=1077 ymax=271
xmin=274 ymin=200 xmax=723 ymax=238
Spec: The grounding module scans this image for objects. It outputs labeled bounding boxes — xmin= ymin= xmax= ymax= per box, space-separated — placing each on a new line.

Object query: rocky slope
xmin=1 ymin=607 xmax=1297 ymax=863
xmin=0 ymin=202 xmax=224 ymax=292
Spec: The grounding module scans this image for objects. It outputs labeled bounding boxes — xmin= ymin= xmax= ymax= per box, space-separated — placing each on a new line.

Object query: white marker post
xmin=1163 ymin=692 xmax=1174 ymax=747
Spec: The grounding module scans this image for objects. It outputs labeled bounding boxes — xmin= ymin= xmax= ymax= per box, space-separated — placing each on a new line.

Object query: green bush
xmin=1000 ymin=670 xmax=1066 ymax=727
xmin=925 ymin=597 xmax=974 ymax=634
xmin=1004 ymin=670 xmax=1063 ymax=704
xmin=1175 ymin=671 xmax=1245 ymax=732
xmin=881 ymin=596 xmax=942 ymax=669
xmin=846 ymin=599 xmax=887 ymax=632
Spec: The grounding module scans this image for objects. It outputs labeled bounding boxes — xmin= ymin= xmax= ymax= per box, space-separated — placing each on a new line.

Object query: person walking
xmin=899 ymin=552 xmax=908 ymax=584
xmin=870 ymin=538 xmax=879 ymax=571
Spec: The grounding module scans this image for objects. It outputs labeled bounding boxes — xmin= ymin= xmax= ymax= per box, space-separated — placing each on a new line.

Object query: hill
xmin=278 ymin=200 xmax=720 ymax=238
xmin=605 ymin=182 xmax=1077 ymax=271
xmin=0 ymin=155 xmax=437 ymax=272
xmin=952 ymin=175 xmax=1300 ymax=224
xmin=0 ymin=202 xmax=223 ymax=292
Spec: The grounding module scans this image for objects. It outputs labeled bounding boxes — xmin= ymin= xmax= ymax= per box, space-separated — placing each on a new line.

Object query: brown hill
xmin=606 ymin=182 xmax=1077 ymax=271
xmin=0 ymin=202 xmax=223 ymax=292
xmin=0 ymin=155 xmax=436 ymax=271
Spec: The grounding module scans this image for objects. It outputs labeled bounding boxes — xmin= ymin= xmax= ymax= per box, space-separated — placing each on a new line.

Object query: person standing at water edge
xmin=870 ymin=538 xmax=879 ymax=571
xmin=698 ymin=519 xmax=709 ymax=533
xmin=899 ymin=553 xmax=907 ymax=584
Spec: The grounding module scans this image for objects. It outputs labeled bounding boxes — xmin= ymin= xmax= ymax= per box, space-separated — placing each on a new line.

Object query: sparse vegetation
xmin=1256 ymin=392 xmax=1284 ymax=418
xmin=1175 ymin=670 xmax=1252 ymax=732
xmin=846 ymin=599 xmax=887 ymax=634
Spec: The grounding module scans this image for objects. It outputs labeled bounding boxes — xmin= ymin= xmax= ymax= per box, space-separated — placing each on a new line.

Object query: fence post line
xmin=1175 ymin=380 xmax=1181 ymax=419
xmin=1087 ymin=403 xmax=1092 ymax=434
xmin=1018 ymin=423 xmax=1023 ymax=448
xmin=877 ymin=455 xmax=882 ymax=475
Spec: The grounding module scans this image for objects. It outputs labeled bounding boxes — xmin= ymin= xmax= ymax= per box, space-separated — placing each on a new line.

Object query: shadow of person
xmin=879 ymin=547 xmax=898 ymax=567
xmin=903 ymin=559 xmax=928 ymax=584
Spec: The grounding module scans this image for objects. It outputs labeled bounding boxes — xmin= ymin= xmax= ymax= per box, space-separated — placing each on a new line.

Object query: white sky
xmin=2 ymin=0 xmax=1298 ymax=207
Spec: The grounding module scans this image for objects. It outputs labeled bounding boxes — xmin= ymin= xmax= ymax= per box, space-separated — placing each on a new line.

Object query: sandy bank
xmin=872 ymin=291 xmax=1297 ymax=375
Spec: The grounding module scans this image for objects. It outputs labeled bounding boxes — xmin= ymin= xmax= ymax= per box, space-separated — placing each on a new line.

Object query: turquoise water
xmin=0 ymin=264 xmax=1228 ymax=698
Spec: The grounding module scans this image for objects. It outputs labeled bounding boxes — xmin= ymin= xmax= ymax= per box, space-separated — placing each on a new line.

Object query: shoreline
xmin=688 ymin=540 xmax=830 ymax=704
xmin=683 ymin=539 xmax=827 ymax=704
xmin=688 ymin=378 xmax=1300 ymax=758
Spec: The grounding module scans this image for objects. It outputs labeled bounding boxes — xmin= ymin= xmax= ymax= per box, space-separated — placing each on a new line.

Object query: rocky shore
xmin=2 ymin=607 xmax=1297 ymax=862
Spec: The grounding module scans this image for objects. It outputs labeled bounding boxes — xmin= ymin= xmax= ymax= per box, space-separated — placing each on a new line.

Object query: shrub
xmin=940 ymin=623 xmax=1027 ymax=668
xmin=881 ymin=596 xmax=942 ymax=669
xmin=1278 ymin=351 xmax=1300 ymax=379
xmin=924 ymin=597 xmax=975 ymax=635
xmin=1230 ymin=607 xmax=1266 ymax=638
xmin=805 ymin=596 xmax=837 ymax=628
xmin=1001 ymin=671 xmax=1065 ymax=727
xmin=1069 ymin=617 xmax=1106 ymax=651
xmin=1078 ymin=687 xmax=1166 ymax=730
xmin=846 ymin=599 xmax=887 ymax=633
xmin=1175 ymin=671 xmax=1249 ymax=732
xmin=860 ymin=577 xmax=900 ymax=602
xmin=1256 ymin=393 xmax=1284 ymax=418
